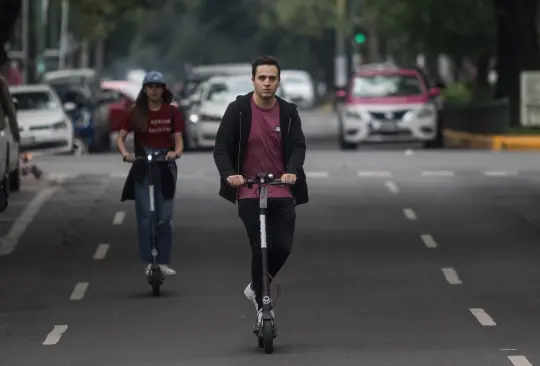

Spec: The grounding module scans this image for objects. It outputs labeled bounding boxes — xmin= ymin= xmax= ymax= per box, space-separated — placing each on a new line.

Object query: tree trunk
xmin=493 ymin=0 xmax=540 ymax=126
xmin=476 ymin=54 xmax=490 ymax=87
xmin=0 ymin=0 xmax=22 ymax=69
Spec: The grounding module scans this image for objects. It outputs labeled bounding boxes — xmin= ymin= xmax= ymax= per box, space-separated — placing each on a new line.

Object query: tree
xmin=493 ymin=0 xmax=540 ymax=126
xmin=0 ymin=0 xmax=21 ymax=69
xmin=372 ymin=0 xmax=496 ymax=63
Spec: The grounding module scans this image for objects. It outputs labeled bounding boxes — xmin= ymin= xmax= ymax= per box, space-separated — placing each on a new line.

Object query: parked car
xmin=41 ymin=68 xmax=110 ymax=152
xmin=100 ymin=80 xmax=140 ymax=132
xmin=336 ymin=64 xmax=441 ymax=150
xmin=0 ymin=94 xmax=21 ymax=194
xmin=280 ymin=69 xmax=316 ymax=109
xmin=9 ymin=84 xmax=74 ymax=155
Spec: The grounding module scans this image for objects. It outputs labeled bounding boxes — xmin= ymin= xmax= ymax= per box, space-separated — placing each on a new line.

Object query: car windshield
xmin=118 ymin=84 xmax=140 ymax=100
xmin=51 ymin=84 xmax=91 ymax=105
xmin=206 ymin=79 xmax=252 ymax=102
xmin=282 ymin=75 xmax=308 ymax=84
xmin=12 ymin=91 xmax=59 ymax=110
xmin=351 ymin=74 xmax=423 ymax=97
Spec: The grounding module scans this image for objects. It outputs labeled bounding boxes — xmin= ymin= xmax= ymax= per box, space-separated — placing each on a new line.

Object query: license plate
xmin=20 ymin=137 xmax=35 ymax=145
xmin=378 ymin=122 xmax=398 ymax=132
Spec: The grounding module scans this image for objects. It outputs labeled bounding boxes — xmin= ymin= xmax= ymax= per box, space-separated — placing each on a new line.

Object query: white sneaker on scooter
xmin=244 ymin=283 xmax=259 ymax=311
xmin=159 ymin=265 xmax=176 ymax=276
xmin=145 ymin=264 xmax=176 ymax=276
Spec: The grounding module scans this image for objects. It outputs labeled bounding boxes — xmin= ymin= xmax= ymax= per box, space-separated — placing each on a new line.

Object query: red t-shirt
xmin=119 ymin=104 xmax=185 ymax=148
xmin=238 ymin=98 xmax=292 ymax=199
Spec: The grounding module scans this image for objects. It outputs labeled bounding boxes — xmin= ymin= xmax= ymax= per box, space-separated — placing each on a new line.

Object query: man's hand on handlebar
xmin=280 ymin=173 xmax=296 ymax=184
xmin=226 ymin=175 xmax=245 ymax=187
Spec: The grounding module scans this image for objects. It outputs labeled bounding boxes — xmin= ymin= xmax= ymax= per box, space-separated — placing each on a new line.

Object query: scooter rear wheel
xmin=152 ymin=282 xmax=160 ymax=296
xmin=262 ymin=321 xmax=273 ymax=354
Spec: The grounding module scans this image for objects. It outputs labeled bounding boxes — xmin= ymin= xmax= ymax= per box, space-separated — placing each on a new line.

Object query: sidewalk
xmin=444 ymin=129 xmax=540 ymax=150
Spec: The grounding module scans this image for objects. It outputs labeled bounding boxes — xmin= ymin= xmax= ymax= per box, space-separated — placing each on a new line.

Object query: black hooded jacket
xmin=213 ymin=92 xmax=309 ymax=205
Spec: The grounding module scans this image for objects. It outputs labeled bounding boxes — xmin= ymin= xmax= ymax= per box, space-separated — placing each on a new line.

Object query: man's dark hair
xmin=251 ymin=56 xmax=281 ymax=78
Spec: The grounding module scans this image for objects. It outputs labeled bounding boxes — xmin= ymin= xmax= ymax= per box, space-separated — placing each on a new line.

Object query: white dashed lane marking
xmin=483 ymin=170 xmax=518 ymax=176
xmin=384 ymin=181 xmax=399 ymax=194
xmin=421 ymin=170 xmax=455 ymax=176
xmin=403 ymin=208 xmax=417 ymax=220
xmin=441 ymin=267 xmax=463 ymax=284
xmin=508 ymin=355 xmax=533 ymax=366
xmin=357 ymin=171 xmax=393 ymax=177
xmin=420 ymin=234 xmax=438 ymax=248
xmin=43 ymin=325 xmax=68 ymax=345
xmin=112 ymin=211 xmax=125 ymax=225
xmin=93 ymin=243 xmax=109 ymax=260
xmin=469 ymin=308 xmax=496 ymax=326
xmin=69 ymin=282 xmax=89 ymax=300
xmin=306 ymin=171 xmax=329 ymax=178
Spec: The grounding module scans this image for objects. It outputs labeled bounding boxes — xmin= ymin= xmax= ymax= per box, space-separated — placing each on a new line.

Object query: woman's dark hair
xmin=131 ymin=85 xmax=173 ymax=132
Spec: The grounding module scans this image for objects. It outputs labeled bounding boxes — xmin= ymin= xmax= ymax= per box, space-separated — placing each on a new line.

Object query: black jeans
xmin=238 ymin=197 xmax=296 ymax=309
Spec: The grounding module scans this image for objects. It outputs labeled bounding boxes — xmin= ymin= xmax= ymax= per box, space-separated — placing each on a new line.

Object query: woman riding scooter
xmin=116 ymin=71 xmax=185 ymax=276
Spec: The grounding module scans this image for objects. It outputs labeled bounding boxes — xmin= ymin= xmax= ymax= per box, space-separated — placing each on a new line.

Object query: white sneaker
xmin=159 ymin=265 xmax=177 ymax=276
xmin=244 ymin=283 xmax=259 ymax=311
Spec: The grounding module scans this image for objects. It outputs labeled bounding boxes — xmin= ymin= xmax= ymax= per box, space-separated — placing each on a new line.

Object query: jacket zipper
xmin=236 ymin=112 xmax=242 ymax=200
xmin=237 ymin=112 xmax=242 ymax=174
xmin=286 ymin=117 xmax=291 ymax=170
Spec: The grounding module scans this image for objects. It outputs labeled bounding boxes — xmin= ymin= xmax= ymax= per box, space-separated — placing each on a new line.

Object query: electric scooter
xmin=244 ymin=172 xmax=292 ymax=354
xmin=123 ymin=151 xmax=178 ymax=296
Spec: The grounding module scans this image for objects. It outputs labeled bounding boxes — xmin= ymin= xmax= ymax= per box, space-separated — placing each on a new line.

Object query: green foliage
xmin=259 ymin=0 xmax=351 ymax=38
xmin=70 ymin=0 xmax=177 ymax=40
xmin=369 ymin=0 xmax=496 ymax=57
xmin=442 ymin=82 xmax=473 ymax=104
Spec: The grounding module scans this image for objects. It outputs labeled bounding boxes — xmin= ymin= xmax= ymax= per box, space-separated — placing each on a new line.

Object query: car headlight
xmin=75 ymin=110 xmax=91 ymax=128
xmin=417 ymin=105 xmax=435 ymax=118
xmin=189 ymin=114 xmax=199 ymax=123
xmin=344 ymin=109 xmax=364 ymax=119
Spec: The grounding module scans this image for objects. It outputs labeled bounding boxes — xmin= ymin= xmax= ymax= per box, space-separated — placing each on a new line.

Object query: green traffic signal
xmin=354 ymin=33 xmax=366 ymax=44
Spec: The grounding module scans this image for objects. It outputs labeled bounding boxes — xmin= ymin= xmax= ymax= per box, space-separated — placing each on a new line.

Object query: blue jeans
xmin=134 ymin=147 xmax=177 ymax=265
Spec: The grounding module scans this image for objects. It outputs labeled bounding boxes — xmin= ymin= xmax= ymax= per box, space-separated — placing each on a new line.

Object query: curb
xmin=443 ymin=129 xmax=540 ymax=150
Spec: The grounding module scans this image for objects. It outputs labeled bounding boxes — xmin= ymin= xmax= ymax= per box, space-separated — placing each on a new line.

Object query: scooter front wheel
xmin=152 ymin=282 xmax=160 ymax=297
xmin=149 ymin=269 xmax=163 ymax=297
xmin=262 ymin=320 xmax=273 ymax=354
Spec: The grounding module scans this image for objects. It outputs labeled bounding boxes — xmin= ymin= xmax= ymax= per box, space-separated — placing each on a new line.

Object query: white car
xmin=185 ymin=75 xmax=288 ymax=150
xmin=280 ymin=70 xmax=315 ymax=109
xmin=10 ymin=84 xmax=74 ymax=155
xmin=0 ymin=96 xmax=21 ymax=193
xmin=338 ymin=67 xmax=440 ymax=150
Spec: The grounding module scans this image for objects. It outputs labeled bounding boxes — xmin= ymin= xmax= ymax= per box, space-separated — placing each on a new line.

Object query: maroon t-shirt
xmin=238 ymin=98 xmax=292 ymax=199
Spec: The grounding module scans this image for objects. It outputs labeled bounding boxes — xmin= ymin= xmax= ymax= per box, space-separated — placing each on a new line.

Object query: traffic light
xmin=354 ymin=33 xmax=366 ymax=44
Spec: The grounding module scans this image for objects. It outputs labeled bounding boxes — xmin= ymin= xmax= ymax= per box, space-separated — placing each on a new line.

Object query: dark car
xmin=40 ymin=68 xmax=110 ymax=152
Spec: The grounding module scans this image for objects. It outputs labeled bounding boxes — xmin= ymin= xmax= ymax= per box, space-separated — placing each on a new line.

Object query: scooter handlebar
xmin=244 ymin=178 xmax=284 ymax=185
xmin=122 ymin=154 xmax=180 ymax=163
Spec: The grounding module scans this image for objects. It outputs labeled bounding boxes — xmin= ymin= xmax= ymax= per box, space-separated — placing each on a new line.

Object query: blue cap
xmin=142 ymin=71 xmax=166 ymax=86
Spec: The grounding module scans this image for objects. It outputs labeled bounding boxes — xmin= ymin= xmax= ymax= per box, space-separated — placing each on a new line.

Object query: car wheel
xmin=73 ymin=137 xmax=88 ymax=156
xmin=339 ymin=135 xmax=358 ymax=150
xmin=9 ymin=160 xmax=20 ymax=192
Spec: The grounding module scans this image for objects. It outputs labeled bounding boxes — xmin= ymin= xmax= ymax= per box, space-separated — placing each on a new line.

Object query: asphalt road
xmin=2 ymin=148 xmax=540 ymax=365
